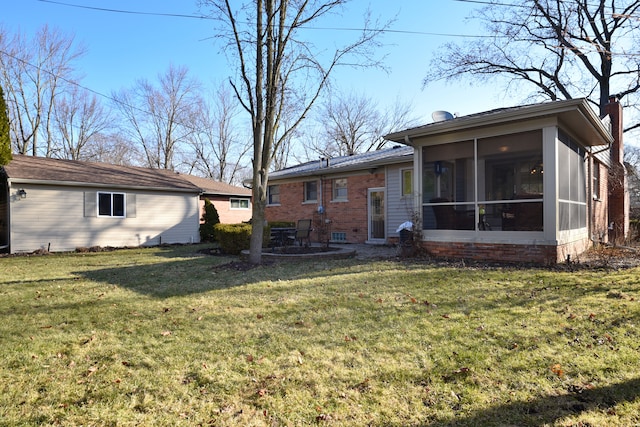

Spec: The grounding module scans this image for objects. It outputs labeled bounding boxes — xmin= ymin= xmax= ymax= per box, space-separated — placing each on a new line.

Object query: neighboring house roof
xmin=385 ymin=98 xmax=613 ymax=148
xmin=268 ymin=145 xmax=413 ymax=181
xmin=2 ymin=155 xmax=201 ymax=193
xmin=180 ymin=174 xmax=251 ymax=197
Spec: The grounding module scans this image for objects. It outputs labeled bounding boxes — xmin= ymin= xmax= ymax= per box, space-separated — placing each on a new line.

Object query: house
xmin=385 ymin=97 xmax=628 ymax=264
xmin=264 ymin=146 xmax=414 ymax=244
xmin=0 ymin=155 xmax=202 ymax=254
xmin=180 ymin=174 xmax=252 ymax=224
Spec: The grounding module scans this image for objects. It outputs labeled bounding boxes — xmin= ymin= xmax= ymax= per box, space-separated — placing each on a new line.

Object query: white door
xmin=368 ymin=188 xmax=385 ymax=242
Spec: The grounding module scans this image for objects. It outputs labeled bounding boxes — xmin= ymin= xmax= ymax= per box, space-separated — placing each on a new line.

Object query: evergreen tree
xmin=0 ymin=85 xmax=12 ymax=166
xmin=199 ymin=198 xmax=220 ymax=242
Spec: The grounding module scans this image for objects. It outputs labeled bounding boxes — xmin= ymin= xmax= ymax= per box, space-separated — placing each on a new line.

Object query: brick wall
xmin=419 ymin=241 xmax=558 ymax=264
xmin=266 ymin=172 xmax=385 ymax=243
xmin=200 ymin=195 xmax=252 ymax=224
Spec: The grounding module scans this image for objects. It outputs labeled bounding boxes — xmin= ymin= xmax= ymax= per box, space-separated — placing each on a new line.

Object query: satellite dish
xmin=432 ymin=110 xmax=455 ymax=122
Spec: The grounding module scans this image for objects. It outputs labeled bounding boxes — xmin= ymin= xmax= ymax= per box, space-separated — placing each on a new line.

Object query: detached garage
xmin=0 ymin=155 xmax=202 ymax=254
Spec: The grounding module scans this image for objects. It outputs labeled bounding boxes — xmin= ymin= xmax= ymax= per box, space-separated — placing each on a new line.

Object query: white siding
xmin=9 ymin=184 xmax=200 ymax=253
xmin=386 ymin=162 xmax=415 ymax=238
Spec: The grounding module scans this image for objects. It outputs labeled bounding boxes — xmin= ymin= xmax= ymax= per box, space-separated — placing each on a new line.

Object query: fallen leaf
xmin=551 ymin=363 xmax=564 ymax=377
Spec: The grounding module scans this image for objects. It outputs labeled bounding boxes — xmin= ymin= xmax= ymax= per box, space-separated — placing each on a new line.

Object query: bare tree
xmin=425 ymin=0 xmax=640 ymax=125
xmin=0 ymin=25 xmax=85 ymax=156
xmin=113 ymin=64 xmax=201 ymax=169
xmin=201 ymin=0 xmax=388 ymax=264
xmin=190 ymin=84 xmax=251 ymax=184
xmin=310 ymin=91 xmax=418 ymax=158
xmin=52 ymin=87 xmax=112 ymax=160
xmin=82 ymin=132 xmax=140 ymax=166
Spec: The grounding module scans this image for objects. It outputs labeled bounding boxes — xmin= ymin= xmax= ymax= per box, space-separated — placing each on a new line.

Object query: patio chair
xmin=290 ymin=219 xmax=312 ymax=247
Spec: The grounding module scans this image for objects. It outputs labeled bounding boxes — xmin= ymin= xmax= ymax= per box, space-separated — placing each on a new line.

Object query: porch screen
xmin=421 ymin=130 xmax=544 ymax=231
xmin=558 ymin=130 xmax=587 ymax=231
xmin=422 ymin=141 xmax=475 ymax=230
xmin=478 ymin=130 xmax=543 ymax=231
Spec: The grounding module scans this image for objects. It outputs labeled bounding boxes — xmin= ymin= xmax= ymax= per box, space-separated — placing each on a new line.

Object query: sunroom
xmin=385 ymin=99 xmax=617 ymax=264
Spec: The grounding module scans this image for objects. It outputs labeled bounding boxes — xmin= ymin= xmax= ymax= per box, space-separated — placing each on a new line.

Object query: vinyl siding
xmin=9 ymin=184 xmax=200 ymax=253
xmin=386 ymin=162 xmax=416 ymax=238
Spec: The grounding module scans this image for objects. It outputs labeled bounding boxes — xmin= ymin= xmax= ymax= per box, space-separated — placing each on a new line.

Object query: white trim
xmin=97 ymin=191 xmax=126 ymax=218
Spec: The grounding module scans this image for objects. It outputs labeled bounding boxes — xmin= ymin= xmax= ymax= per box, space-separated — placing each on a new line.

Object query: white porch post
xmin=542 ymin=126 xmax=558 ymax=242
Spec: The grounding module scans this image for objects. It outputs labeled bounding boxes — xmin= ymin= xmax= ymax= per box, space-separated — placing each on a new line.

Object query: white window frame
xmin=267 ymin=185 xmax=280 ymax=206
xmin=333 ymin=178 xmax=348 ymax=201
xmin=97 ymin=192 xmax=126 ymax=218
xmin=230 ymin=198 xmax=250 ymax=210
xmin=401 ymin=168 xmax=413 ymax=197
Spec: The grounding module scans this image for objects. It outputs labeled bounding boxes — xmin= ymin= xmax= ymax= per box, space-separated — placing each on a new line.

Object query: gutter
xmin=7 ymin=178 xmax=202 ymax=194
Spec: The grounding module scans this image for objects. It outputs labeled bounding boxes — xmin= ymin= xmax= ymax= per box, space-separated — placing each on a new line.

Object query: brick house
xmin=181 ymin=174 xmax=252 ymax=224
xmin=265 ymin=146 xmax=414 ymax=244
xmin=385 ymin=97 xmax=628 ymax=264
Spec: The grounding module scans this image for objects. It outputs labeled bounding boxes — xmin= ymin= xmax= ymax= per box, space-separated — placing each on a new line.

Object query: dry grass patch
xmin=0 ymin=245 xmax=639 ymax=426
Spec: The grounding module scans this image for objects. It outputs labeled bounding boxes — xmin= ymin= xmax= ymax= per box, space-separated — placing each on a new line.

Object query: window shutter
xmin=127 ymin=193 xmax=136 ymax=218
xmin=84 ymin=192 xmax=96 ymax=217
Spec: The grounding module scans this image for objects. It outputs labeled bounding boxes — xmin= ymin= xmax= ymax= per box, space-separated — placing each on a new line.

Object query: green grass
xmin=1 ymin=245 xmax=639 ymax=426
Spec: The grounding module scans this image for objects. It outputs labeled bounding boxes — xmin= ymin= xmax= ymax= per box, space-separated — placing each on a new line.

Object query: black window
xmin=98 ymin=192 xmax=125 ymax=217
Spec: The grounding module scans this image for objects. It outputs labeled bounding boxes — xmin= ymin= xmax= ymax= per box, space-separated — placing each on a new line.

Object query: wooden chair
xmin=290 ymin=219 xmax=312 ymax=247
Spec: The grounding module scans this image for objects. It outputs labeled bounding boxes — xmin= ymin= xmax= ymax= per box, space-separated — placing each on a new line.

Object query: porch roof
xmin=384 ymin=98 xmax=613 ymax=147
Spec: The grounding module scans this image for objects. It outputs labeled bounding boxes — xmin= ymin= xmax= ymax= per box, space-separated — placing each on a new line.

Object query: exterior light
xmin=18 ymin=189 xmax=27 ymax=199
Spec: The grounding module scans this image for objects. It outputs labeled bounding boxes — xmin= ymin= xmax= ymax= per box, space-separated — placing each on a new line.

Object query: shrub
xmin=268 ymin=221 xmax=295 ymax=228
xmin=214 ymin=223 xmax=272 ymax=255
xmin=200 ymin=199 xmax=220 ymax=242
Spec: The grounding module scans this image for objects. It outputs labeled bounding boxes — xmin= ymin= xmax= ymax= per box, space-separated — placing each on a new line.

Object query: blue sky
xmin=4 ymin=0 xmax=516 ymax=126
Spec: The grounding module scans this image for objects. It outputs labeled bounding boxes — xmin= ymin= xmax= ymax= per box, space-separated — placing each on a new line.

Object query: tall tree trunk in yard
xmin=202 ymin=0 xmax=388 ymax=264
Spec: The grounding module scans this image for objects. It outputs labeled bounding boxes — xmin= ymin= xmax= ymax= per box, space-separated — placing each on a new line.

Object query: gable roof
xmin=180 ymin=174 xmax=251 ymax=197
xmin=385 ymin=98 xmax=613 ymax=147
xmin=268 ymin=145 xmax=413 ymax=181
xmin=2 ymin=155 xmax=201 ymax=193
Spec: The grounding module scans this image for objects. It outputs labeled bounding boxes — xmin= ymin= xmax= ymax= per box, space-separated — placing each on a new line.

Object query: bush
xmin=214 ymin=223 xmax=272 ymax=255
xmin=200 ymin=199 xmax=220 ymax=242
xmin=268 ymin=221 xmax=295 ymax=228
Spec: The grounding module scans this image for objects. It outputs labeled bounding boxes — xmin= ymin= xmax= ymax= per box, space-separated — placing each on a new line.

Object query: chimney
xmin=604 ymin=96 xmax=628 ymax=242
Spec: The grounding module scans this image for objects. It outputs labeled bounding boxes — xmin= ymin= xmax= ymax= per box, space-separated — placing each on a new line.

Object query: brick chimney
xmin=605 ymin=96 xmax=629 ymax=242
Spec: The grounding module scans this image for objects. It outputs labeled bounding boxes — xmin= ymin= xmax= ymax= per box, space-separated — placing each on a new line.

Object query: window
xmin=333 ymin=178 xmax=348 ymax=201
xmin=268 ymin=185 xmax=280 ymax=205
xmin=98 ymin=192 xmax=125 ymax=217
xmin=304 ymin=181 xmax=318 ymax=202
xmin=331 ymin=231 xmax=347 ymax=242
xmin=230 ymin=198 xmax=250 ymax=209
xmin=401 ymin=169 xmax=413 ymax=197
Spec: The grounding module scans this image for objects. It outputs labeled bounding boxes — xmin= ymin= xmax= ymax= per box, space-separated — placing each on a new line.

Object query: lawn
xmin=0 ymin=244 xmax=639 ymax=426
